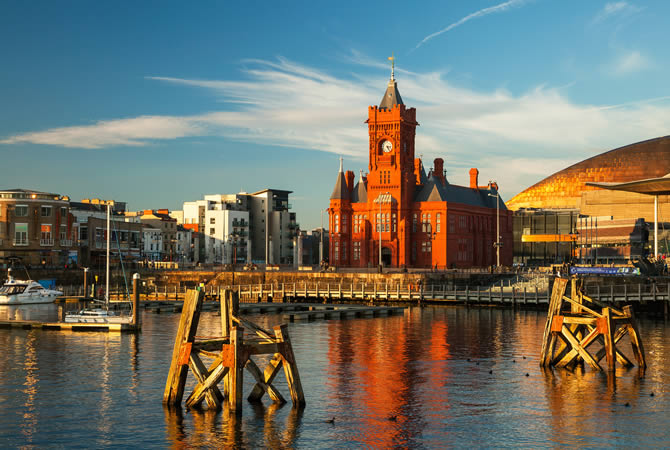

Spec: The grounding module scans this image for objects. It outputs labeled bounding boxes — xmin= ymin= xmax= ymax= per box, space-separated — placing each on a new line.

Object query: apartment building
xmin=0 ymin=189 xmax=76 ymax=267
xmin=182 ymin=189 xmax=299 ymax=265
xmin=71 ymin=199 xmax=142 ymax=268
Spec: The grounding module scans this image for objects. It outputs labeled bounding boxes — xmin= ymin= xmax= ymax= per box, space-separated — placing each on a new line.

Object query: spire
xmin=330 ymin=157 xmax=348 ymax=200
xmin=379 ymin=54 xmax=404 ymax=109
xmin=352 ymin=170 xmax=368 ymax=203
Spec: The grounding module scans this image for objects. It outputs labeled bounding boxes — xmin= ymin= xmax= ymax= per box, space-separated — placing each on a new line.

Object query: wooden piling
xmin=163 ymin=284 xmax=304 ymax=413
xmin=163 ymin=289 xmax=205 ymax=406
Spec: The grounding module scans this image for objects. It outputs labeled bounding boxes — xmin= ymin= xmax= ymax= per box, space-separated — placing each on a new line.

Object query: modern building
xmin=0 ymin=189 xmax=76 ymax=267
xmin=508 ymin=136 xmax=670 ymax=264
xmin=183 ymin=190 xmax=299 ymax=265
xmin=328 ymin=68 xmax=513 ymax=269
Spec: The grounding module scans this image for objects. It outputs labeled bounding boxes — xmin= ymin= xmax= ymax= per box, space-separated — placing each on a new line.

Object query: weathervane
xmin=388 ymin=53 xmax=395 ymax=80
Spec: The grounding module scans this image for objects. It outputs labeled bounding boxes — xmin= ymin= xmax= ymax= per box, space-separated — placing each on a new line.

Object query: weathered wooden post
xmin=163 ymin=289 xmax=205 ymax=406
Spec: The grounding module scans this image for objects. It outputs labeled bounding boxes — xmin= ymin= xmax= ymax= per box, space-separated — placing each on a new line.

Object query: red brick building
xmin=328 ymin=70 xmax=513 ymax=268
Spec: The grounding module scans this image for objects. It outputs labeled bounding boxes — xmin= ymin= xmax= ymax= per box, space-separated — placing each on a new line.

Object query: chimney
xmin=469 ymin=168 xmax=479 ymax=189
xmin=345 ymin=170 xmax=355 ymax=193
xmin=434 ymin=158 xmax=444 ymax=183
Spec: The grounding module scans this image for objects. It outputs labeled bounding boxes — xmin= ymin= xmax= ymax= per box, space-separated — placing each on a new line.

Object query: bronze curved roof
xmin=507 ymin=135 xmax=670 ymax=210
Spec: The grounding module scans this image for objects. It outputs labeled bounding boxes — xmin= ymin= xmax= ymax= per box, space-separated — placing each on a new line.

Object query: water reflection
xmin=2 ymin=307 xmax=670 ymax=447
xmin=163 ymin=402 xmax=303 ymax=448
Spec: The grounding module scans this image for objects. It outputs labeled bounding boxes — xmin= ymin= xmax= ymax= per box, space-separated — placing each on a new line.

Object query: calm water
xmin=1 ymin=304 xmax=669 ymax=448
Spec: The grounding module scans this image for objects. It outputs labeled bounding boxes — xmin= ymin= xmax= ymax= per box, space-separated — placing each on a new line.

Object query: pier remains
xmin=540 ymin=277 xmax=646 ymax=371
xmin=163 ymin=289 xmax=305 ymax=412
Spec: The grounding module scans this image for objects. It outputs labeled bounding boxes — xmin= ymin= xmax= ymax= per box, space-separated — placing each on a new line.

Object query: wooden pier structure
xmin=540 ymin=278 xmax=646 ymax=372
xmin=163 ymin=289 xmax=305 ymax=412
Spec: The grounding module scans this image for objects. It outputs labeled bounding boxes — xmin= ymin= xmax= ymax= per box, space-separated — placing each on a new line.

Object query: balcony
xmin=60 ymin=239 xmax=73 ymax=247
xmin=13 ymin=239 xmax=28 ymax=246
xmin=40 ymin=238 xmax=54 ymax=246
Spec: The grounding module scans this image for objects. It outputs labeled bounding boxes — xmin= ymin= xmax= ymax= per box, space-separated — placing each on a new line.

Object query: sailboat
xmin=65 ymin=201 xmax=134 ymax=324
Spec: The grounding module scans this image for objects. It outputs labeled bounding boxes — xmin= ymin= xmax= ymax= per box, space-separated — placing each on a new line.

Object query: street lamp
xmin=320 ymin=209 xmax=328 ymax=264
xmin=488 ymin=188 xmax=501 ymax=268
xmin=378 ymin=192 xmax=390 ymax=270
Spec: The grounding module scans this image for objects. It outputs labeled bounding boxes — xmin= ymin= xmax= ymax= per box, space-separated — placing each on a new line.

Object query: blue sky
xmin=2 ymin=1 xmax=670 ymax=229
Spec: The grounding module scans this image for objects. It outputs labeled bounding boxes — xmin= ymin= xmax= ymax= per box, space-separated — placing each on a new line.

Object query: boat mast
xmin=106 ymin=202 xmax=110 ymax=307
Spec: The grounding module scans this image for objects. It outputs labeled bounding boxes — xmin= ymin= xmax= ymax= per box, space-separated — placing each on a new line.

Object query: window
xmin=436 ymin=213 xmax=441 ymax=233
xmin=353 ymin=241 xmax=360 ymax=260
xmin=342 ymin=215 xmax=347 ymax=233
xmin=334 ymin=242 xmax=339 ymax=261
xmin=376 ymin=213 xmax=381 ymax=232
xmin=334 ymin=215 xmax=339 ymax=233
xmin=210 ymin=218 xmax=215 ymax=224
xmin=41 ymin=206 xmax=52 ymax=217
xmin=413 ymin=214 xmax=417 ymax=233
xmin=61 ymin=207 xmax=67 ymax=218
xmin=411 ymin=242 xmax=417 ymax=261
xmin=210 ymin=228 xmax=215 ymax=235
xmin=80 ymin=226 xmax=88 ymax=241
xmin=14 ymin=223 xmax=28 ymax=245
xmin=15 ymin=205 xmax=28 ymax=217
xmin=449 ymin=216 xmax=456 ymax=233
xmin=60 ymin=225 xmax=67 ymax=241
xmin=353 ymin=215 xmax=358 ymax=233
xmin=392 ymin=213 xmax=397 ymax=232
xmin=385 ymin=213 xmax=390 ymax=232
xmin=342 ymin=243 xmax=347 ymax=261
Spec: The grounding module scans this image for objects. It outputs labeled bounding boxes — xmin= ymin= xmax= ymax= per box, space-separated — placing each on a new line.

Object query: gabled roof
xmin=413 ymin=174 xmax=508 ymax=209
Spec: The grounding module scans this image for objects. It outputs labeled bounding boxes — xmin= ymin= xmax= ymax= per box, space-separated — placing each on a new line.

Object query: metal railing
xmin=60 ymin=239 xmax=73 ymax=247
xmin=40 ymin=238 xmax=54 ymax=246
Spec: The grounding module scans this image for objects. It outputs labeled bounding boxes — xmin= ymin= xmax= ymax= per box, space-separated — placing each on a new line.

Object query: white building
xmin=142 ymin=227 xmax=163 ymax=261
xmin=175 ymin=225 xmax=194 ymax=264
xmin=182 ymin=189 xmax=299 ymax=265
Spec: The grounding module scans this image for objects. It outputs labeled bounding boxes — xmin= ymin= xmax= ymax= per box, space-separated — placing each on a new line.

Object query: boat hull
xmin=0 ymin=293 xmax=61 ymax=305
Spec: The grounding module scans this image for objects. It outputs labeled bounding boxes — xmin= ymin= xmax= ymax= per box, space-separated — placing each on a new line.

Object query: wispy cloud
xmin=3 ymin=56 xmax=670 ymax=197
xmin=0 ymin=115 xmax=206 ymax=149
xmin=611 ymin=50 xmax=651 ymax=75
xmin=593 ymin=1 xmax=642 ymax=23
xmin=414 ymin=0 xmax=528 ymax=50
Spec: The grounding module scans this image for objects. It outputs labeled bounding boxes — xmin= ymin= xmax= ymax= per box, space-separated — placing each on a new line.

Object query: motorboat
xmin=0 ymin=276 xmax=62 ymax=305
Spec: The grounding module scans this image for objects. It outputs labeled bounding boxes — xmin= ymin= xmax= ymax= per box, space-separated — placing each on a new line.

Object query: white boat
xmin=65 ymin=201 xmax=134 ymax=325
xmin=0 ymin=276 xmax=62 ymax=305
xmin=64 ymin=307 xmax=132 ymax=324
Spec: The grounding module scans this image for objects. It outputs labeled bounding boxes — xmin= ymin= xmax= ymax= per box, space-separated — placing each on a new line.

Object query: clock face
xmin=382 ymin=140 xmax=393 ymax=153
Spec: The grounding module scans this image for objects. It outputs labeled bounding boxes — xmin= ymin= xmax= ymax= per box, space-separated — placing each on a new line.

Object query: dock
xmin=0 ymin=319 xmax=137 ymax=332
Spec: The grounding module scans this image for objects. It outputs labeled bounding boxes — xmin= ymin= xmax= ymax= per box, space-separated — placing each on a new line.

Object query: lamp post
xmin=488 ymin=189 xmax=500 ymax=268
xmin=379 ymin=195 xmax=382 ymax=269
xmin=378 ymin=192 xmax=390 ymax=271
xmin=320 ymin=209 xmax=327 ymax=264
